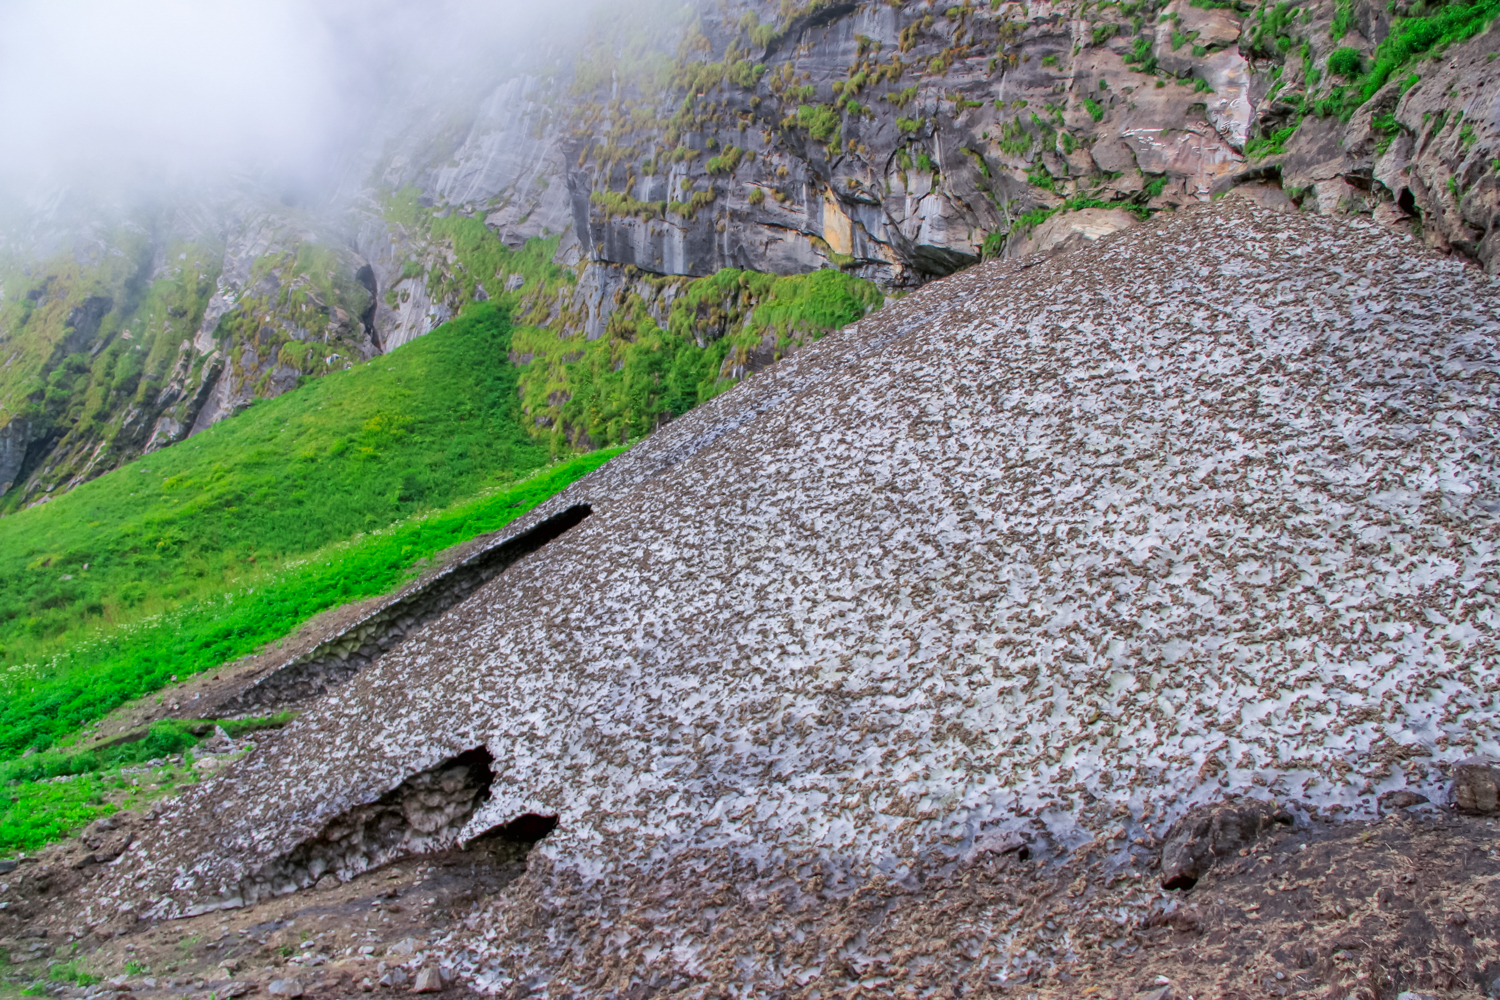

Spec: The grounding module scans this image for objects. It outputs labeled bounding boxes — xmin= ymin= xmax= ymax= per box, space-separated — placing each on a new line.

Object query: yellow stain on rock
xmin=821 ymin=190 xmax=853 ymax=256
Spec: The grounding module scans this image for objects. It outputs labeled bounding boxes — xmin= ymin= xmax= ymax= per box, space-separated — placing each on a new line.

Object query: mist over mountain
xmin=0 ymin=0 xmax=593 ymax=215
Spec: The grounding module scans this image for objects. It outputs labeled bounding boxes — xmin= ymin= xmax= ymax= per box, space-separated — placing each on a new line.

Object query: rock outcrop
xmin=1453 ymin=757 xmax=1500 ymax=814
xmin=0 ymin=200 xmax=378 ymax=508
xmin=1158 ymin=798 xmax=1294 ymax=890
xmin=64 ymin=202 xmax=1500 ymax=992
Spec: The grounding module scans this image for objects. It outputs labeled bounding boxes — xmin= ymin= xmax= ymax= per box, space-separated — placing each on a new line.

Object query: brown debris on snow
xmin=8 ymin=201 xmax=1500 ymax=997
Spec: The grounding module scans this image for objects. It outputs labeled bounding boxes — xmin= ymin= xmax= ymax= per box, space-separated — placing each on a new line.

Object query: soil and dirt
xmin=1 ymin=798 xmax=1496 ymax=999
xmin=0 ymin=839 xmax=526 ymax=1000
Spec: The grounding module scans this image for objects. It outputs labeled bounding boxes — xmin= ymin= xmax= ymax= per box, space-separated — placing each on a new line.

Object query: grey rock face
xmin=181 ymin=209 xmax=379 ymax=438
xmin=370 ymin=0 xmax=1500 ymax=362
xmin=0 ymin=417 xmax=28 ymax=496
xmin=1159 ymin=799 xmax=1295 ymax=890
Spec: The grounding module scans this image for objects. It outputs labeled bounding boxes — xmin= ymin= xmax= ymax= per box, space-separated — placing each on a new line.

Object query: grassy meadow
xmin=0 ymin=302 xmax=618 ymax=764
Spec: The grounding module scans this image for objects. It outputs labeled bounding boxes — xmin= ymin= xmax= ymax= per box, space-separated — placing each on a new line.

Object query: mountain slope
xmin=58 ymin=200 xmax=1500 ymax=995
xmin=0 ymin=303 xmax=558 ymax=758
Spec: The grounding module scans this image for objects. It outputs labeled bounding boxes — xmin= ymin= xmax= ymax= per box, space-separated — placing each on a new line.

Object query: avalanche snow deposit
xmin=76 ymin=201 xmax=1500 ymax=991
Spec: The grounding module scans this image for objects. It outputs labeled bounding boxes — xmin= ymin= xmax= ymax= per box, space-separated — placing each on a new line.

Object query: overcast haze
xmin=0 ymin=0 xmax=589 ymax=207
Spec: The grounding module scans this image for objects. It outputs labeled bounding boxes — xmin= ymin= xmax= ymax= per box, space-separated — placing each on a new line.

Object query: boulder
xmin=1222 ymin=182 xmax=1298 ymax=213
xmin=267 ymin=979 xmax=303 ymax=998
xmin=411 ymin=968 xmax=443 ymax=993
xmin=1452 ymin=758 xmax=1500 ymax=814
xmin=1007 ymin=208 xmax=1139 ymax=259
xmin=968 ymin=830 xmax=1030 ymax=861
xmin=1159 ymin=799 xmax=1293 ymax=890
xmin=1377 ymin=789 xmax=1431 ymax=813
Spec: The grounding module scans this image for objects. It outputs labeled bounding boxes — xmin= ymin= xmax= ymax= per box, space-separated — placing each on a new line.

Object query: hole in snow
xmin=218 ymin=504 xmax=593 ymax=714
xmin=232 ymin=746 xmax=496 ymax=906
xmin=490 ymin=813 xmax=559 ymax=844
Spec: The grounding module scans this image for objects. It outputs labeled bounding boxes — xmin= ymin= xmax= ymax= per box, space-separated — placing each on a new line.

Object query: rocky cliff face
xmin=0 ymin=201 xmax=378 ymax=509
xmin=356 ymin=0 xmax=1500 ymax=364
xmin=2 ymin=0 xmax=1496 ymax=505
xmin=570 ymin=0 xmax=1496 ymax=273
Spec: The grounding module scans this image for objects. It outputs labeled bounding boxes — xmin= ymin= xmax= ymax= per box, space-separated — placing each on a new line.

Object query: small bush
xmin=796 ymin=104 xmax=841 ymax=143
xmin=705 ymin=146 xmax=746 ymax=174
xmin=48 ymin=962 xmax=100 ymax=987
xmin=1327 ymin=46 xmax=1363 ymax=77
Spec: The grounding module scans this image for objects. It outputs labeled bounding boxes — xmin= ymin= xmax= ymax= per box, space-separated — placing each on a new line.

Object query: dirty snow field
xmin=81 ymin=202 xmax=1500 ymax=990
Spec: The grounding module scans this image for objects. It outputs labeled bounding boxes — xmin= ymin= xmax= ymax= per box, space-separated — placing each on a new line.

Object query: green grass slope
xmin=0 ymin=303 xmax=615 ymax=759
xmin=513 ymin=267 xmax=885 ymax=450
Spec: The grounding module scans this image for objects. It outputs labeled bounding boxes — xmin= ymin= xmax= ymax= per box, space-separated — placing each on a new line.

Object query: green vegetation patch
xmin=1246 ymin=123 xmax=1299 ymax=158
xmin=0 ymin=304 xmax=617 ymax=759
xmin=796 ymin=104 xmax=842 ymax=143
xmin=0 ymin=716 xmax=291 ymax=852
xmin=1353 ymin=0 xmax=1500 ymax=105
xmin=1327 ymin=46 xmax=1363 ymax=77
xmin=513 ymin=268 xmax=882 ymax=451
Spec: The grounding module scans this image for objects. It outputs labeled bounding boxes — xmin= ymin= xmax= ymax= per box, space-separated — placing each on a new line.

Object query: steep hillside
xmin=0 ymin=302 xmax=570 ymax=761
xmin=25 ymin=200 xmax=1500 ymax=998
xmin=4 ymin=0 xmax=1495 ymax=512
xmin=0 ymin=204 xmax=379 ymax=511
